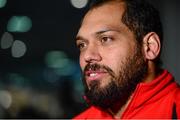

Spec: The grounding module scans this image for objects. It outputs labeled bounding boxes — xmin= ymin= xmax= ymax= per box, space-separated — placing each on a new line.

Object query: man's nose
xmin=84 ymin=45 xmax=102 ymax=63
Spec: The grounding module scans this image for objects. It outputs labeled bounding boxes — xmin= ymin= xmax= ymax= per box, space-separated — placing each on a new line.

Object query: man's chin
xmin=88 ymin=77 xmax=111 ymax=89
xmin=85 ymin=81 xmax=119 ymax=109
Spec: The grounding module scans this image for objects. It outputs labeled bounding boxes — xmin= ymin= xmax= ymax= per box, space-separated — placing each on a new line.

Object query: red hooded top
xmin=73 ymin=70 xmax=180 ymax=119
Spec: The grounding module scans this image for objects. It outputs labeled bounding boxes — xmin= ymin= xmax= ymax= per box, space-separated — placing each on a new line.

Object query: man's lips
xmin=85 ymin=70 xmax=107 ymax=81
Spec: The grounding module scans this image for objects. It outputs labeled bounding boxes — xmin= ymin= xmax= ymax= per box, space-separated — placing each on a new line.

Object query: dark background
xmin=0 ymin=0 xmax=179 ymax=118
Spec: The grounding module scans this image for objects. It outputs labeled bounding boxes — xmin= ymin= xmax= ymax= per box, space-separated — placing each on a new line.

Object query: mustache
xmin=83 ymin=63 xmax=115 ymax=78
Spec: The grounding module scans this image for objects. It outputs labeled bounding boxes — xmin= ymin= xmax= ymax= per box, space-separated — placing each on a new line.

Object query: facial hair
xmin=82 ymin=45 xmax=148 ymax=109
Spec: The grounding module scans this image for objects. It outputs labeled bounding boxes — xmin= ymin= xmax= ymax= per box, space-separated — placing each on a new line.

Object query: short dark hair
xmin=89 ymin=0 xmax=163 ymax=66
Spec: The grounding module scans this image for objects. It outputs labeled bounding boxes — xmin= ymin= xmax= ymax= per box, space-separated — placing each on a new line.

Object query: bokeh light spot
xmin=45 ymin=51 xmax=77 ymax=77
xmin=11 ymin=40 xmax=27 ymax=58
xmin=0 ymin=0 xmax=7 ymax=8
xmin=70 ymin=0 xmax=88 ymax=9
xmin=7 ymin=73 xmax=27 ymax=87
xmin=54 ymin=60 xmax=76 ymax=76
xmin=7 ymin=16 xmax=32 ymax=32
xmin=0 ymin=32 xmax=14 ymax=49
xmin=0 ymin=90 xmax=12 ymax=109
xmin=45 ymin=51 xmax=68 ymax=69
xmin=43 ymin=68 xmax=60 ymax=83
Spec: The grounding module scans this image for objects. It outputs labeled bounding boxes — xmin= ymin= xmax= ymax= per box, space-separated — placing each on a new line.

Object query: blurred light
xmin=0 ymin=32 xmax=14 ymax=49
xmin=45 ymin=51 xmax=77 ymax=77
xmin=0 ymin=90 xmax=12 ymax=109
xmin=72 ymin=69 xmax=84 ymax=103
xmin=54 ymin=60 xmax=76 ymax=76
xmin=0 ymin=0 xmax=7 ymax=8
xmin=73 ymin=77 xmax=84 ymax=93
xmin=70 ymin=0 xmax=88 ymax=9
xmin=43 ymin=68 xmax=60 ymax=83
xmin=45 ymin=51 xmax=68 ymax=69
xmin=8 ymin=73 xmax=27 ymax=87
xmin=11 ymin=40 xmax=27 ymax=58
xmin=71 ymin=64 xmax=81 ymax=79
xmin=7 ymin=16 xmax=32 ymax=32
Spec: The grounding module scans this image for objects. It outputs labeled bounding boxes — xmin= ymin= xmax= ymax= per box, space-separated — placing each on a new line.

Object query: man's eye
xmin=77 ymin=42 xmax=86 ymax=50
xmin=101 ymin=37 xmax=112 ymax=43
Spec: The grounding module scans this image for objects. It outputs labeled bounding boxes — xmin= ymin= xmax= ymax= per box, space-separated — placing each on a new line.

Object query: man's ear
xmin=143 ymin=32 xmax=161 ymax=60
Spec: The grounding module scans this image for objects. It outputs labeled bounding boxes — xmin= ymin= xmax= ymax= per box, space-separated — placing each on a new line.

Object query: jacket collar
xmin=125 ymin=70 xmax=176 ymax=110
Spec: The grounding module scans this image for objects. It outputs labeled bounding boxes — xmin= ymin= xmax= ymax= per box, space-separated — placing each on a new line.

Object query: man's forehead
xmin=81 ymin=2 xmax=125 ymax=27
xmin=90 ymin=0 xmax=126 ymax=9
xmin=87 ymin=1 xmax=125 ymax=17
xmin=78 ymin=4 xmax=125 ymax=32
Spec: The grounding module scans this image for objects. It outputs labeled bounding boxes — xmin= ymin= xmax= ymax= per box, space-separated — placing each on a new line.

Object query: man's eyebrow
xmin=95 ymin=28 xmax=120 ymax=35
xmin=75 ymin=35 xmax=87 ymax=42
xmin=75 ymin=28 xmax=120 ymax=41
xmin=96 ymin=29 xmax=112 ymax=34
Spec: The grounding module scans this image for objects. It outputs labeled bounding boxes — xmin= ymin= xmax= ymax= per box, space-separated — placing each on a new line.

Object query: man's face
xmin=76 ymin=3 xmax=147 ymax=108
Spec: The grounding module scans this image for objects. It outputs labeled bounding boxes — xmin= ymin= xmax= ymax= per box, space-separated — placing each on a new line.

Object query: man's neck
xmin=108 ymin=94 xmax=133 ymax=119
xmin=108 ymin=64 xmax=162 ymax=118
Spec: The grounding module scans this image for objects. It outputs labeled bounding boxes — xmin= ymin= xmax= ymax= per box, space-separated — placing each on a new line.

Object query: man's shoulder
xmin=73 ymin=106 xmax=100 ymax=119
xmin=174 ymin=85 xmax=180 ymax=103
xmin=174 ymin=85 xmax=180 ymax=118
xmin=73 ymin=106 xmax=112 ymax=119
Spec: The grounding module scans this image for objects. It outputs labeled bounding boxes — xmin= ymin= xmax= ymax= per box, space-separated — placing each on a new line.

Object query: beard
xmin=82 ymin=45 xmax=148 ymax=109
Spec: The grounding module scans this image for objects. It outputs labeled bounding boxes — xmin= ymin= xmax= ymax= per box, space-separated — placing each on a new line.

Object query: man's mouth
xmin=89 ymin=73 xmax=97 ymax=77
xmin=85 ymin=70 xmax=107 ymax=81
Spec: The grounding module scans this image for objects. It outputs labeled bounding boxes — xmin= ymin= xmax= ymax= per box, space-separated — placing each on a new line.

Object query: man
xmin=74 ymin=0 xmax=180 ymax=119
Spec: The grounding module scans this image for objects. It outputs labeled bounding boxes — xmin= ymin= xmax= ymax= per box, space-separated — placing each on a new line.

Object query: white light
xmin=71 ymin=0 xmax=88 ymax=9
xmin=0 ymin=90 xmax=12 ymax=109
xmin=11 ymin=40 xmax=27 ymax=58
xmin=0 ymin=32 xmax=14 ymax=49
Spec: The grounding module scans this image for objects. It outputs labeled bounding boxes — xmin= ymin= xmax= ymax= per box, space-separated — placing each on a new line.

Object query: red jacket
xmin=74 ymin=70 xmax=180 ymax=119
